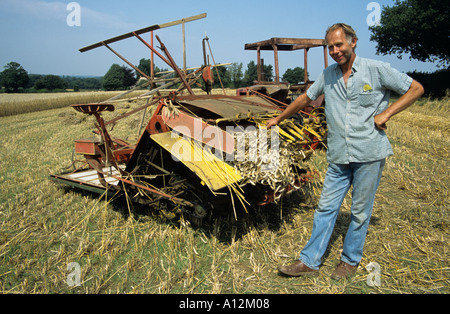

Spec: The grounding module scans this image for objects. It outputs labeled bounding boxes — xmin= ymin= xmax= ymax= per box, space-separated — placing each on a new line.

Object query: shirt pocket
xmin=358 ymin=92 xmax=377 ymax=108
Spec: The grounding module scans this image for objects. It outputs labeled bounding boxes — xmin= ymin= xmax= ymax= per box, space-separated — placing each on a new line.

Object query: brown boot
xmin=278 ymin=260 xmax=318 ymax=277
xmin=331 ymin=261 xmax=358 ymax=280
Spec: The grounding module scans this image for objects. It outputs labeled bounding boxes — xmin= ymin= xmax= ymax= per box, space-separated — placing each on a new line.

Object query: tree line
xmin=103 ymin=58 xmax=308 ymax=91
xmin=0 ymin=60 xmax=307 ymax=93
xmin=2 ymin=58 xmax=448 ymax=97
xmin=0 ymin=62 xmax=103 ymax=93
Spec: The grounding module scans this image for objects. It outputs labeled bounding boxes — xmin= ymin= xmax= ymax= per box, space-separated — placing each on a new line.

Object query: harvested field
xmin=0 ymin=92 xmax=448 ymax=294
xmin=0 ymin=91 xmax=125 ymax=117
xmin=0 ymin=89 xmax=237 ymax=117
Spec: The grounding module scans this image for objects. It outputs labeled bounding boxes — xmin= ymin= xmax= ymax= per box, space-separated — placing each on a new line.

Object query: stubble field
xmin=0 ymin=91 xmax=448 ymax=294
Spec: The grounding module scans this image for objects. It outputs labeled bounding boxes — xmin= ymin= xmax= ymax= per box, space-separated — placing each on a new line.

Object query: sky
xmin=0 ymin=0 xmax=441 ymax=80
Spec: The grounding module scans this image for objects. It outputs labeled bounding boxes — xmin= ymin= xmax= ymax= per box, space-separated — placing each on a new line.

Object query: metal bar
xmin=257 ymin=46 xmax=261 ymax=82
xmin=103 ymin=43 xmax=151 ymax=81
xmin=49 ymin=175 xmax=117 ymax=197
xmin=140 ymin=79 xmax=182 ymax=96
xmin=176 ymin=69 xmax=202 ymax=93
xmin=104 ymin=99 xmax=159 ymax=126
xmin=205 ymin=37 xmax=226 ymax=94
xmin=132 ymin=32 xmax=173 ymax=69
xmin=79 ymin=13 xmax=207 ymax=53
xmin=109 ymin=174 xmax=195 ymax=207
xmin=182 ymin=20 xmax=186 ymax=72
xmin=102 ymin=77 xmax=179 ymax=104
xmin=202 ymin=37 xmax=208 ymax=66
xmin=151 ymin=31 xmax=155 ymax=79
xmin=304 ymin=48 xmax=309 ymax=83
xmin=102 ymin=80 xmax=152 ymax=103
xmin=155 ymin=35 xmax=194 ymax=95
xmin=92 ymin=112 xmax=126 ymax=176
xmin=156 ymin=63 xmax=231 ymax=75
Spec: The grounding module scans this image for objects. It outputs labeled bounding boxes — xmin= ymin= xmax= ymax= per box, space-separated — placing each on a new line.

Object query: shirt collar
xmin=334 ymin=54 xmax=360 ymax=74
xmin=352 ymin=55 xmax=361 ymax=73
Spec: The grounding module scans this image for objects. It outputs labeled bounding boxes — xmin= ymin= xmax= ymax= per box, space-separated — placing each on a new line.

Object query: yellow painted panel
xmin=151 ymin=132 xmax=241 ymax=191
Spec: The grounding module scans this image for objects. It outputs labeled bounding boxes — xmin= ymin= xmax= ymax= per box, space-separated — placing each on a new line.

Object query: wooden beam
xmin=245 ymin=37 xmax=326 ymax=51
xmin=79 ymin=13 xmax=207 ymax=53
xmin=273 ymin=44 xmax=279 ymax=84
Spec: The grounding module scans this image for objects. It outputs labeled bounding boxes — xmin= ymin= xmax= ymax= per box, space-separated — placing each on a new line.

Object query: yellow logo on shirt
xmin=363 ymin=84 xmax=373 ymax=92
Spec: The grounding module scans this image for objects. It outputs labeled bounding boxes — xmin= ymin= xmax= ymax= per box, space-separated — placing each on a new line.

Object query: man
xmin=266 ymin=23 xmax=424 ymax=280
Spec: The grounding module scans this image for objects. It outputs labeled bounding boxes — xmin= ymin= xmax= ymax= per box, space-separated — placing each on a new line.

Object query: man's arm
xmin=374 ymin=79 xmax=424 ymax=130
xmin=266 ymin=93 xmax=313 ymax=128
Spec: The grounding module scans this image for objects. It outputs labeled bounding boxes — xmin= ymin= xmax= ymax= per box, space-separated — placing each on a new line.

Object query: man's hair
xmin=325 ymin=23 xmax=358 ymax=46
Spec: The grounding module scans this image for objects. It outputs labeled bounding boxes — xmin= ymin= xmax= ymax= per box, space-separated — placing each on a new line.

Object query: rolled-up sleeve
xmin=378 ymin=62 xmax=413 ymax=95
xmin=306 ymin=71 xmax=325 ymax=101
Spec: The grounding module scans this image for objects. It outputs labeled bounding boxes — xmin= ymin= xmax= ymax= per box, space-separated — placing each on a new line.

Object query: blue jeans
xmin=300 ymin=159 xmax=385 ymax=269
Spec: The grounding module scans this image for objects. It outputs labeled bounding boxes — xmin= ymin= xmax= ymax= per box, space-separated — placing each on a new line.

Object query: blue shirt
xmin=306 ymin=56 xmax=413 ymax=164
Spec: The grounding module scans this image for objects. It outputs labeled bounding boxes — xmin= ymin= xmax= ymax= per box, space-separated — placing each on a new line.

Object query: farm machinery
xmin=239 ymin=37 xmax=328 ymax=108
xmin=49 ymin=14 xmax=327 ymax=220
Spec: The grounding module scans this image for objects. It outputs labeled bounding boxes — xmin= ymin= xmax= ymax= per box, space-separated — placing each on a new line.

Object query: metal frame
xmin=79 ymin=13 xmax=207 ymax=99
xmin=244 ymin=37 xmax=328 ymax=85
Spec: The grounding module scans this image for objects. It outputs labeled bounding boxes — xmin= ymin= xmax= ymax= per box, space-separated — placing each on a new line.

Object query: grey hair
xmin=325 ymin=23 xmax=358 ymax=46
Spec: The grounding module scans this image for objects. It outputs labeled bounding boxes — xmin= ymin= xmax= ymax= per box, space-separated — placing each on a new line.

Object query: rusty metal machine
xmin=50 ymin=14 xmax=327 ymax=220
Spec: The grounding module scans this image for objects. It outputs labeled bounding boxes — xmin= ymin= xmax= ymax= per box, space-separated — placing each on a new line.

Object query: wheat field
xmin=0 ymin=92 xmax=448 ymax=294
xmin=0 ymin=89 xmax=237 ymax=118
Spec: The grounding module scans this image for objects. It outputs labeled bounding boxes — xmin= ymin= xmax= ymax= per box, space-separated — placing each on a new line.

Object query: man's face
xmin=326 ymin=28 xmax=357 ymax=66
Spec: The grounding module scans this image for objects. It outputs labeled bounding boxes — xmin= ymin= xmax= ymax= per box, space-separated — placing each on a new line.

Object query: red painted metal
xmin=75 ymin=139 xmax=102 ymax=156
xmin=161 ymin=109 xmax=235 ymax=155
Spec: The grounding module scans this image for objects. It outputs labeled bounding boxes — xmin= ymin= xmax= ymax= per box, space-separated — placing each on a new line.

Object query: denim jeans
xmin=299 ymin=159 xmax=386 ymax=269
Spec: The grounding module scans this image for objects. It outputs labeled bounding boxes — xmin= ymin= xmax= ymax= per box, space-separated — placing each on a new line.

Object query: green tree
xmin=122 ymin=65 xmax=137 ymax=88
xmin=103 ymin=64 xmax=125 ymax=91
xmin=228 ymin=62 xmax=244 ymax=88
xmin=242 ymin=61 xmax=274 ymax=86
xmin=242 ymin=61 xmax=257 ymax=86
xmin=64 ymin=77 xmax=102 ymax=91
xmin=0 ymin=62 xmax=29 ymax=93
xmin=369 ymin=0 xmax=450 ymax=66
xmin=211 ymin=65 xmax=231 ymax=89
xmin=282 ymin=67 xmax=306 ymax=84
xmin=136 ymin=58 xmax=169 ymax=78
xmin=27 ymin=74 xmax=43 ymax=89
xmin=264 ymin=64 xmax=274 ymax=82
xmin=34 ymin=75 xmax=67 ymax=91
xmin=137 ymin=58 xmax=151 ymax=77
